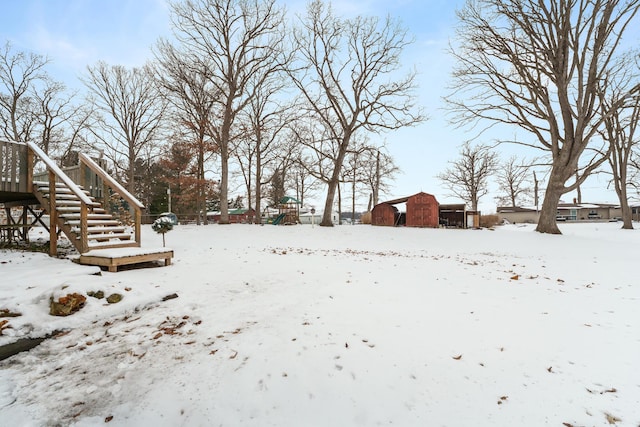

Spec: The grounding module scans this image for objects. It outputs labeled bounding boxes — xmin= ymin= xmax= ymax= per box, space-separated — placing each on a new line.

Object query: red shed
xmin=371 ymin=192 xmax=439 ymax=228
xmin=371 ymin=202 xmax=399 ymax=226
xmin=406 ymin=192 xmax=439 ymax=227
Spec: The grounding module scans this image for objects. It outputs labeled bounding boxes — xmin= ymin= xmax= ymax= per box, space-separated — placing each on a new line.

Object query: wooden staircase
xmin=32 ymin=181 xmax=137 ymax=253
xmin=2 ymin=138 xmax=173 ymax=272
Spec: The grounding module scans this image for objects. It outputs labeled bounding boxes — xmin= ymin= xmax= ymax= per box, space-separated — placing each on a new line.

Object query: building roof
xmin=439 ymin=203 xmax=466 ymax=211
xmin=557 ymin=202 xmax=617 ymax=209
xmin=497 ymin=206 xmax=538 ymax=213
xmin=499 ymin=202 xmax=618 ymax=212
xmin=380 ymin=192 xmax=436 ymax=205
xmin=279 ymin=196 xmax=301 ymax=204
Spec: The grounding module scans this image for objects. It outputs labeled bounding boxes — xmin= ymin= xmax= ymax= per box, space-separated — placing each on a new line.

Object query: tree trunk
xmin=321 ymin=139 xmax=350 ymax=227
xmin=616 ymin=169 xmax=633 ymax=230
xmin=219 ymin=109 xmax=231 ymax=225
xmin=321 ymin=181 xmax=336 ymax=226
xmin=254 ymin=155 xmax=262 ymax=225
xmin=196 ymin=149 xmax=202 ymax=226
xmin=200 ymin=145 xmax=208 ymax=225
xmin=337 ymin=183 xmax=342 ymax=225
xmin=619 ymin=192 xmax=633 ymax=229
xmin=373 ymin=150 xmax=380 ymax=206
xmin=219 ymin=149 xmax=229 ymax=224
xmin=535 ymin=177 xmax=563 ymax=234
xmin=128 ymin=147 xmax=136 ymax=194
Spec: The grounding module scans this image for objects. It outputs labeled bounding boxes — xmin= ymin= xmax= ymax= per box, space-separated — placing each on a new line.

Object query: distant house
xmin=497 ymin=202 xmax=620 ymax=223
xmin=372 ymin=192 xmax=440 ymax=228
xmin=496 ymin=206 xmax=539 ymax=224
xmin=559 ymin=202 xmax=616 ymax=221
xmin=299 ymin=211 xmax=339 ymax=225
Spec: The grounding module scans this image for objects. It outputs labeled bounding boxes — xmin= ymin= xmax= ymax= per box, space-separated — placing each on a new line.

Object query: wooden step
xmin=54 ymin=205 xmax=106 ymax=214
xmin=87 ymin=241 xmax=140 ymax=250
xmin=54 ymin=199 xmax=96 ymax=205
xmin=71 ymin=226 xmax=127 ymax=234
xmin=34 ymin=181 xmax=75 ymax=188
xmin=60 ymin=213 xmax=113 ymax=220
xmin=67 ymin=219 xmax=121 ymax=227
xmin=85 ymin=233 xmax=132 ymax=241
xmin=55 ymin=199 xmax=83 ymax=205
xmin=38 ymin=187 xmax=92 ymax=196
xmin=85 ymin=226 xmax=127 ymax=234
xmin=41 ymin=194 xmax=101 ymax=207
xmin=78 ymin=248 xmax=173 ymax=273
xmin=53 ymin=194 xmax=84 ymax=200
xmin=56 ymin=206 xmax=82 ymax=213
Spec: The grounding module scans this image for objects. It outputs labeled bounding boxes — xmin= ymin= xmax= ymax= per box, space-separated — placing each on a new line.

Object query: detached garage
xmin=372 ymin=192 xmax=440 ymax=228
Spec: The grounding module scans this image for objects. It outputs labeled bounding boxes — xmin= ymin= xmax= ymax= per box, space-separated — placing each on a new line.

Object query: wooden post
xmin=48 ymin=170 xmax=57 ymax=257
xmin=134 ymin=208 xmax=141 ymax=247
xmin=26 ymin=147 xmax=34 ymax=191
xmin=77 ymin=160 xmax=89 ymax=190
xmin=80 ymin=202 xmax=88 ymax=253
xmin=21 ymin=205 xmax=28 ymax=241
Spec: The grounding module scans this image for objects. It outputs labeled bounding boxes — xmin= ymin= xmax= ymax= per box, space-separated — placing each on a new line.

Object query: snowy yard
xmin=1 ymin=222 xmax=639 ymax=426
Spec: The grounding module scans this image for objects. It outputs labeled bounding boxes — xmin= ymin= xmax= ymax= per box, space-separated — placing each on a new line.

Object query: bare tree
xmin=495 ymin=155 xmax=532 ymax=207
xmin=448 ymin=0 xmax=640 ymax=234
xmin=33 ymin=77 xmax=82 ymax=158
xmin=84 ymin=62 xmax=167 ymax=194
xmin=168 ymin=0 xmax=286 ymax=224
xmin=341 ymin=142 xmax=398 ymax=221
xmin=290 ymin=0 xmax=423 ymax=226
xmin=359 ymin=147 xmax=399 ymax=210
xmin=289 ymin=116 xmax=340 ymax=213
xmin=437 ymin=141 xmax=498 ymax=211
xmin=599 ymin=56 xmax=640 ymax=229
xmin=0 ymin=41 xmax=49 ymax=142
xmin=234 ymin=73 xmax=292 ymax=224
xmin=289 ymin=158 xmax=320 ymax=210
xmin=59 ymin=104 xmax=96 ymax=167
xmin=153 ymin=40 xmax=218 ymax=224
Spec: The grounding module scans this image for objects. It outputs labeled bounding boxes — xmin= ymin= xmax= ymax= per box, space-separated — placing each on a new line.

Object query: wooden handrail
xmin=79 ymin=152 xmax=143 ymax=248
xmin=79 ymin=153 xmax=145 ymax=209
xmin=25 ymin=141 xmax=94 ymax=206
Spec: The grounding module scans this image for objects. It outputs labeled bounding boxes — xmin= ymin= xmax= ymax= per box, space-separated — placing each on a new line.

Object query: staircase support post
xmin=80 ymin=203 xmax=88 ymax=253
xmin=48 ymin=170 xmax=57 ymax=257
xmin=134 ymin=208 xmax=141 ymax=246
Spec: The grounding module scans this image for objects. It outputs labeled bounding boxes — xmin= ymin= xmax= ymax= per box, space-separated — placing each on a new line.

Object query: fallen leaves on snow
xmin=604 ymin=412 xmax=622 ymax=424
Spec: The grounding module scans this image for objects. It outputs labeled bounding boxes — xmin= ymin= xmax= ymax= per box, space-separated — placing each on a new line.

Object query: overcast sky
xmin=0 ymin=0 xmax=632 ymax=211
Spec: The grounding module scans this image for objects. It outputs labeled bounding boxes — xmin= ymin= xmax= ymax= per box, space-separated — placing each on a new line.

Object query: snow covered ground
xmin=0 ymin=222 xmax=639 ymax=426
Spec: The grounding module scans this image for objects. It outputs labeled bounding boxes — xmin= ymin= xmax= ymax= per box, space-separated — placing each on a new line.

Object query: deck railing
xmin=0 ymin=139 xmax=29 ymax=193
xmin=33 ymin=159 xmax=108 ymax=200
xmin=26 ymin=141 xmax=94 ymax=253
xmin=78 ymin=153 xmax=144 ymax=247
xmin=2 ymin=139 xmax=144 ymax=254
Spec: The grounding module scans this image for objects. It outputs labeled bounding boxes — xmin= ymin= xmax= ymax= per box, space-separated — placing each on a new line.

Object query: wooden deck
xmin=2 ymin=139 xmax=174 ymax=272
xmin=78 ymin=247 xmax=174 ymax=272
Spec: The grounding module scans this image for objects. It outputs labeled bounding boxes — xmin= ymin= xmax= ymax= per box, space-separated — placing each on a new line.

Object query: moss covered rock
xmin=50 ymin=293 xmax=86 ymax=316
xmin=106 ymin=293 xmax=123 ymax=304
